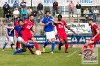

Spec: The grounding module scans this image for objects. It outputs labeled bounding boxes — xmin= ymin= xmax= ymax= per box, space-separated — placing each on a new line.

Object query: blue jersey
xmin=41 ymin=16 xmax=54 ymax=32
xmin=6 ymin=28 xmax=14 ymax=37
xmin=14 ymin=26 xmax=22 ymax=37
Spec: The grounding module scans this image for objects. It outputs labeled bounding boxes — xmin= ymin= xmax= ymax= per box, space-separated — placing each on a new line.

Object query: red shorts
xmin=21 ymin=31 xmax=33 ymax=43
xmin=58 ymin=33 xmax=68 ymax=41
xmin=89 ymin=35 xmax=100 ymax=43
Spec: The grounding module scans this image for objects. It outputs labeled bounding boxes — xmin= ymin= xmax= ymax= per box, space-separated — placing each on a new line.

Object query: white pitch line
xmin=67 ymin=50 xmax=78 ymax=57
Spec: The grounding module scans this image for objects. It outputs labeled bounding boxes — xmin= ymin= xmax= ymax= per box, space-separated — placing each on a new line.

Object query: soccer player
xmin=39 ymin=11 xmax=56 ymax=54
xmin=13 ymin=19 xmax=35 ymax=55
xmin=54 ymin=15 xmax=76 ymax=53
xmin=2 ymin=20 xmax=15 ymax=51
xmin=14 ymin=17 xmax=21 ymax=50
xmin=13 ymin=15 xmax=40 ymax=55
xmin=80 ymin=19 xmax=100 ymax=55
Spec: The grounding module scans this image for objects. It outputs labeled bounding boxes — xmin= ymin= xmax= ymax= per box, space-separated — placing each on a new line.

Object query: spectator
xmin=3 ymin=2 xmax=10 ymax=18
xmin=27 ymin=7 xmax=32 ymax=17
xmin=6 ymin=9 xmax=12 ymax=22
xmin=76 ymin=2 xmax=81 ymax=16
xmin=83 ymin=8 xmax=89 ymax=23
xmin=93 ymin=7 xmax=99 ymax=22
xmin=21 ymin=8 xmax=27 ymax=20
xmin=20 ymin=0 xmax=26 ymax=9
xmin=53 ymin=0 xmax=58 ymax=16
xmin=37 ymin=2 xmax=43 ymax=20
xmin=69 ymin=1 xmax=74 ymax=17
xmin=89 ymin=10 xmax=94 ymax=19
xmin=13 ymin=1 xmax=19 ymax=9
xmin=32 ymin=7 xmax=38 ymax=25
xmin=13 ymin=8 xmax=20 ymax=22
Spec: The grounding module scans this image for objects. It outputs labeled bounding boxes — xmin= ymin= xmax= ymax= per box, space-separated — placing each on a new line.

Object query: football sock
xmin=89 ymin=43 xmax=94 ymax=52
xmin=34 ymin=42 xmax=39 ymax=50
xmin=3 ymin=43 xmax=7 ymax=50
xmin=51 ymin=42 xmax=55 ymax=52
xmin=28 ymin=48 xmax=34 ymax=54
xmin=16 ymin=41 xmax=20 ymax=50
xmin=65 ymin=43 xmax=68 ymax=52
xmin=43 ymin=40 xmax=48 ymax=48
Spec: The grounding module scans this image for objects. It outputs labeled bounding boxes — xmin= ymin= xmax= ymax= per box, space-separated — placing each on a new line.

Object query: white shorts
xmin=6 ymin=36 xmax=14 ymax=42
xmin=18 ymin=37 xmax=23 ymax=42
xmin=45 ymin=31 xmax=55 ymax=39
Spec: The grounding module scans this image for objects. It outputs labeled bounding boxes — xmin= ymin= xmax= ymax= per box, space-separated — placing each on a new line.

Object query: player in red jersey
xmin=80 ymin=19 xmax=100 ymax=55
xmin=14 ymin=17 xmax=21 ymax=50
xmin=54 ymin=15 xmax=76 ymax=53
xmin=20 ymin=14 xmax=40 ymax=52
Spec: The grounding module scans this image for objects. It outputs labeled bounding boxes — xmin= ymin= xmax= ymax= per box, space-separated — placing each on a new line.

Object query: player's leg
xmin=49 ymin=31 xmax=56 ymax=53
xmin=2 ymin=37 xmax=9 ymax=51
xmin=31 ymin=37 xmax=39 ymax=50
xmin=13 ymin=44 xmax=27 ymax=55
xmin=65 ymin=39 xmax=69 ymax=53
xmin=10 ymin=37 xmax=15 ymax=49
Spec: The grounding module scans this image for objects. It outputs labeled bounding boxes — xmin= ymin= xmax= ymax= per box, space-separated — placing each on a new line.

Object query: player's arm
xmin=65 ymin=25 xmax=76 ymax=34
xmin=39 ymin=22 xmax=45 ymax=26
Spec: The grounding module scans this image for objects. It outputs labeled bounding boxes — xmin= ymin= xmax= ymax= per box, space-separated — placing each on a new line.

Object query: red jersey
xmin=14 ymin=22 xmax=19 ymax=26
xmin=91 ymin=23 xmax=100 ymax=37
xmin=21 ymin=19 xmax=34 ymax=34
xmin=55 ymin=20 xmax=67 ymax=35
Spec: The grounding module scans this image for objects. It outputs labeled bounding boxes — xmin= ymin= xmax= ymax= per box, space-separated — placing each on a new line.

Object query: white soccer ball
xmin=35 ymin=50 xmax=41 ymax=55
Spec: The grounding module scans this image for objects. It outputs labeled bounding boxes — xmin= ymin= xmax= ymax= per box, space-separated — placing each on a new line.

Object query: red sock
xmin=65 ymin=43 xmax=68 ymax=52
xmin=82 ymin=45 xmax=87 ymax=53
xmin=89 ymin=43 xmax=94 ymax=52
xmin=28 ymin=48 xmax=34 ymax=54
xmin=16 ymin=41 xmax=20 ymax=50
xmin=34 ymin=42 xmax=39 ymax=50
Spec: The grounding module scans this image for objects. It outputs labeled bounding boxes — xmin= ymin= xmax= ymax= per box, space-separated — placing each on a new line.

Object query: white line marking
xmin=67 ymin=50 xmax=78 ymax=57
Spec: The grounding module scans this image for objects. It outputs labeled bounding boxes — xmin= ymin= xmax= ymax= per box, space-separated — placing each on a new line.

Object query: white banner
xmin=0 ymin=0 xmax=100 ymax=7
xmin=65 ymin=23 xmax=92 ymax=34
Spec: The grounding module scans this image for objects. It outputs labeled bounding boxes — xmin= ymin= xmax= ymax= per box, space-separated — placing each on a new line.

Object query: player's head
xmin=10 ymin=20 xmax=14 ymax=26
xmin=29 ymin=14 xmax=34 ymax=21
xmin=58 ymin=15 xmax=62 ymax=21
xmin=45 ymin=11 xmax=50 ymax=17
xmin=88 ymin=19 xmax=94 ymax=25
xmin=18 ymin=19 xmax=24 ymax=26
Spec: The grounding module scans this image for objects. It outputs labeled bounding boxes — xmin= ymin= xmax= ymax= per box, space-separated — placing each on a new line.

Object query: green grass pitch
xmin=0 ymin=48 xmax=99 ymax=66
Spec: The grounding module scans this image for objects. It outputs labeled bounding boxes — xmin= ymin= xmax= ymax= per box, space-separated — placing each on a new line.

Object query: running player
xmin=79 ymin=19 xmax=100 ymax=55
xmin=54 ymin=15 xmax=76 ymax=53
xmin=2 ymin=20 xmax=15 ymax=51
xmin=39 ymin=11 xmax=56 ymax=54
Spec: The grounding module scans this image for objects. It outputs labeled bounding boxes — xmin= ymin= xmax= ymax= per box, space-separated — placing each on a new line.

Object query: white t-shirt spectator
xmin=93 ymin=9 xmax=99 ymax=15
xmin=13 ymin=9 xmax=19 ymax=18
xmin=83 ymin=10 xmax=89 ymax=17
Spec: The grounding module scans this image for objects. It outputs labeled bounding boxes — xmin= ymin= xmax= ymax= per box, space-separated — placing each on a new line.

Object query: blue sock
xmin=13 ymin=49 xmax=24 ymax=55
xmin=3 ymin=43 xmax=7 ymax=50
xmin=43 ymin=40 xmax=48 ymax=48
xmin=25 ymin=44 xmax=34 ymax=48
xmin=51 ymin=42 xmax=55 ymax=52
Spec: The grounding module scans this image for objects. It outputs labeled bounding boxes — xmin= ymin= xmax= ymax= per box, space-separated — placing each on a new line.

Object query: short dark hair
xmin=45 ymin=11 xmax=50 ymax=14
xmin=58 ymin=15 xmax=62 ymax=18
xmin=88 ymin=19 xmax=94 ymax=22
xmin=18 ymin=19 xmax=23 ymax=23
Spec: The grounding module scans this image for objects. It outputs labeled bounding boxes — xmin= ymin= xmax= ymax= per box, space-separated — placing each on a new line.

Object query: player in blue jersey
xmin=2 ymin=20 xmax=15 ymax=51
xmin=39 ymin=11 xmax=56 ymax=54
